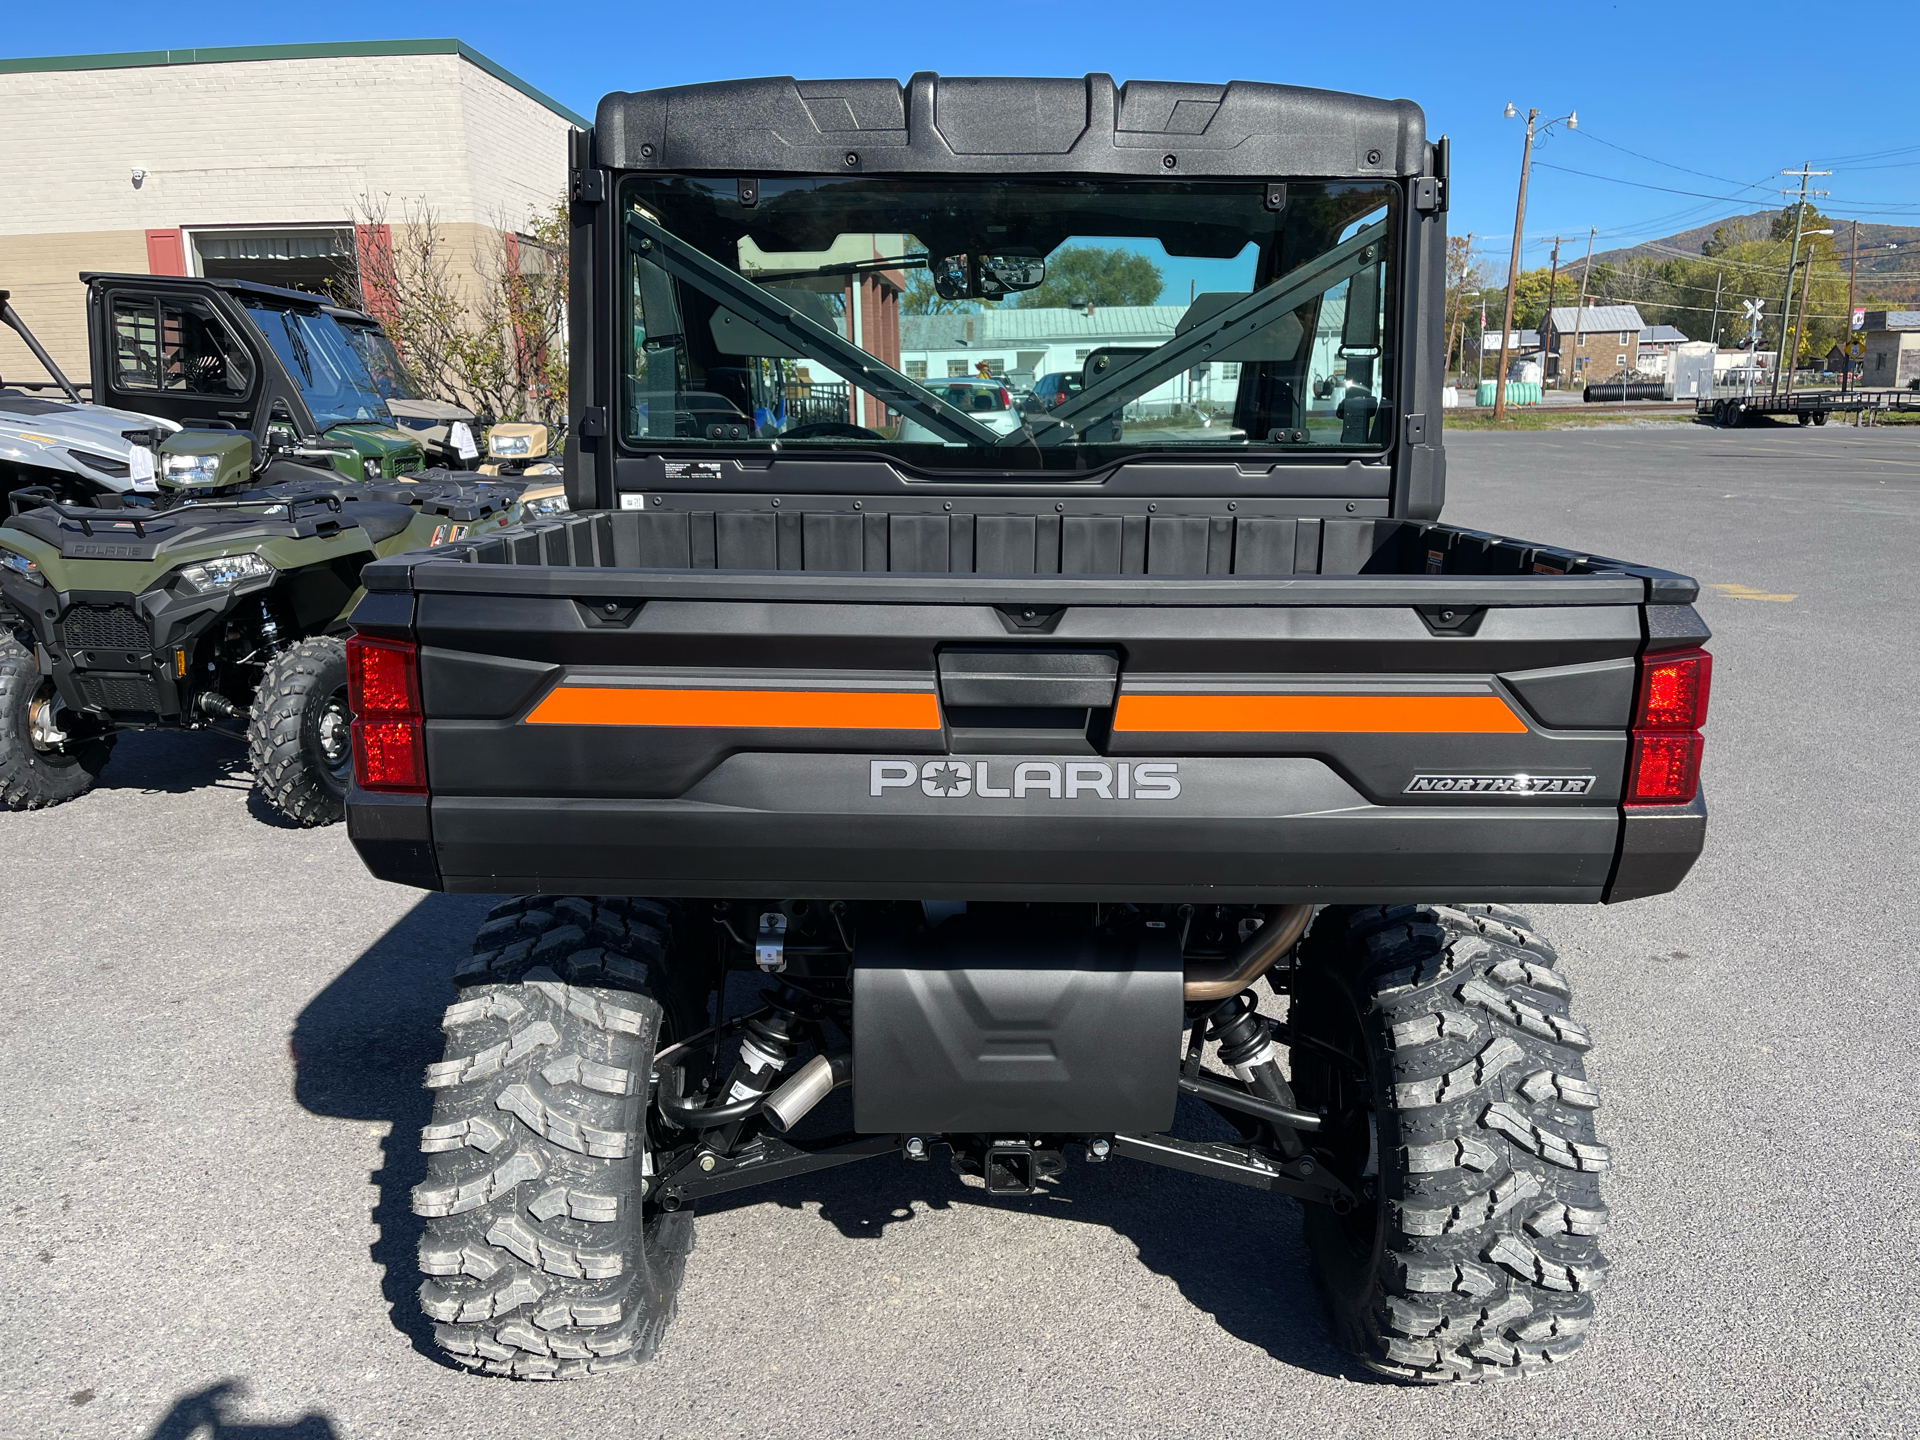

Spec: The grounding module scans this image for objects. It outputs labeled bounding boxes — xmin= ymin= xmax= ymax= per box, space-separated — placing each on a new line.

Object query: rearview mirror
xmin=932 ymin=253 xmax=1047 ymax=302
xmin=978 ymin=255 xmax=1045 ymax=298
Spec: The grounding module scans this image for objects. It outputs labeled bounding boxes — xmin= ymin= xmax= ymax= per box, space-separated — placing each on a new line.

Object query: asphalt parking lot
xmin=5 ymin=422 xmax=1917 ymax=1439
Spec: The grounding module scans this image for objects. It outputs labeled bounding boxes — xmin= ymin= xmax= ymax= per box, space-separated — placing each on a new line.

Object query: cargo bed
xmin=345 ymin=506 xmax=1708 ymax=904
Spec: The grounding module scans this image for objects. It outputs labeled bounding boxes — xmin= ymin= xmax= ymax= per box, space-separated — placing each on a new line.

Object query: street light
xmin=1492 ymin=104 xmax=1577 ymax=420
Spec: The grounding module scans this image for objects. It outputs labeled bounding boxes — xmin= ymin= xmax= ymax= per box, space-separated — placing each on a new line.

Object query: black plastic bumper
xmin=1603 ymin=789 xmax=1709 ymax=903
xmin=341 ymin=753 xmax=1712 ymax=903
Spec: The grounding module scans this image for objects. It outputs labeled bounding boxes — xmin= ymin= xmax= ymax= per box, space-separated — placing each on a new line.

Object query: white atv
xmin=1 ymin=290 xmax=178 ymax=508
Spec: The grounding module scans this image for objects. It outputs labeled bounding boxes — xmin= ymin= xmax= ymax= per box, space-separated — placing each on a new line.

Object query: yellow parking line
xmin=1707 ymin=583 xmax=1797 ymax=603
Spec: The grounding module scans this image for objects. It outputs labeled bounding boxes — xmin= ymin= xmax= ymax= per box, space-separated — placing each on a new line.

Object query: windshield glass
xmin=620 ymin=175 xmax=1398 ymax=473
xmin=339 ymin=322 xmax=419 ymax=402
xmin=240 ymin=301 xmax=393 ymax=430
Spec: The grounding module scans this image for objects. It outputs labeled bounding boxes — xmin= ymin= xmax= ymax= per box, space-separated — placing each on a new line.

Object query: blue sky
xmin=11 ymin=0 xmax=1917 ymax=287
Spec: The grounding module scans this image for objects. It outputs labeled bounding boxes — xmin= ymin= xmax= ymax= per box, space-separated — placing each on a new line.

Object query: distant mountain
xmin=1587 ymin=210 xmax=1920 ymax=304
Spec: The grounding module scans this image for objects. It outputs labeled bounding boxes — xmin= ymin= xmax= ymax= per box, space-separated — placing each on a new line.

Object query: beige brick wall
xmin=0 ymin=230 xmax=148 ymax=390
xmin=0 ymin=52 xmax=573 ymax=380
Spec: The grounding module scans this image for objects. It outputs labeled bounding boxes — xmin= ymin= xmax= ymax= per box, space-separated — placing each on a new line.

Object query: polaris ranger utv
xmin=345 ymin=74 xmax=1711 ymax=1383
xmin=79 ymin=272 xmax=426 ymax=491
xmin=0 ymin=431 xmax=531 ymax=822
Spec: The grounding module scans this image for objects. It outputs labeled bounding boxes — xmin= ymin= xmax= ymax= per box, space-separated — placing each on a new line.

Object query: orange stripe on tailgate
xmin=1112 ymin=693 xmax=1527 ymax=734
xmin=526 ymin=686 xmax=943 ymax=730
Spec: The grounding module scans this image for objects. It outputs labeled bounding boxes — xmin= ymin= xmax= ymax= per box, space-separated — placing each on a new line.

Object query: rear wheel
xmin=1291 ymin=903 xmax=1609 ymax=1382
xmin=0 ymin=633 xmax=113 ymax=810
xmin=248 ymin=636 xmax=350 ymax=826
xmin=414 ymin=897 xmax=701 ymax=1378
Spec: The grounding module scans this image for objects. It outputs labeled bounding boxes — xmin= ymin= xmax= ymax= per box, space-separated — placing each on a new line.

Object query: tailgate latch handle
xmin=756 ymin=912 xmax=788 ymax=974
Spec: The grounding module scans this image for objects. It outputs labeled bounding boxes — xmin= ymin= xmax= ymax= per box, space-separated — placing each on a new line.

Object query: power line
xmin=1568 ymin=129 xmax=1771 ymax=189
xmin=1532 ymin=159 xmax=1920 ymax=213
xmin=1809 ymin=140 xmax=1920 ymax=165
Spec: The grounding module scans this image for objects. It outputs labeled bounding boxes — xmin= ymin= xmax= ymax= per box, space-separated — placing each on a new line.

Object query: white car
xmin=897 ymin=380 xmax=1025 ymax=443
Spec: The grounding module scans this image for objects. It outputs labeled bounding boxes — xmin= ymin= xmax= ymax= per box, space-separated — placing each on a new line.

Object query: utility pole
xmin=1541 ymin=236 xmax=1563 ymax=386
xmin=1491 ymin=104 xmax=1577 ymax=418
xmin=1790 ymin=245 xmax=1817 ymax=397
xmin=1570 ymin=225 xmax=1596 ymax=391
xmin=1845 ymin=219 xmax=1860 ymax=395
xmin=1783 ymin=221 xmax=1835 ymax=399
xmin=1709 ymin=272 xmax=1723 ymax=347
xmin=1492 ymin=109 xmax=1538 ymax=420
xmin=1771 ymin=164 xmax=1830 ymax=398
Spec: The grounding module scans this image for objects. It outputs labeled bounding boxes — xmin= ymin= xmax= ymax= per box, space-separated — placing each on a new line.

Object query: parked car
xmin=1029 ymin=370 xmax=1083 ymax=411
xmin=896 ymin=380 xmax=1024 ymax=441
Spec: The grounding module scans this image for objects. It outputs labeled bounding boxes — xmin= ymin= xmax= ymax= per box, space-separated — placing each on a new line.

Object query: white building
xmin=0 ymin=39 xmax=581 ymax=381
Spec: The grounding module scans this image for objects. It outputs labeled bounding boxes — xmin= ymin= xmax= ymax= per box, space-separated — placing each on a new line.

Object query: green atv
xmin=0 ymin=428 xmax=527 ymax=824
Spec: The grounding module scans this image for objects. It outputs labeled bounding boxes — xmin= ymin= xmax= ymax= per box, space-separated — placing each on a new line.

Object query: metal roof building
xmin=1545 ymin=305 xmax=1646 ymax=335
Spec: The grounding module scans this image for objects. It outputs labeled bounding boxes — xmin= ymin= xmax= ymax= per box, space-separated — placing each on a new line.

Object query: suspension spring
xmin=1205 ymin=993 xmax=1307 ymax=1157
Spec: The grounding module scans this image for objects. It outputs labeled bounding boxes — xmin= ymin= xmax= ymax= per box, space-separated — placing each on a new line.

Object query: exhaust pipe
xmin=762 ymin=1050 xmax=852 ymax=1131
xmin=1182 ymin=905 xmax=1314 ymax=1001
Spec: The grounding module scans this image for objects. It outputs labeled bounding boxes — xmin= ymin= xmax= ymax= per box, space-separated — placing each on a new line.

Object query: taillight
xmin=998 ymin=387 xmax=1010 ymax=408
xmin=1627 ymin=647 xmax=1710 ymax=804
xmin=1635 ymin=649 xmax=1711 ymax=731
xmin=347 ymin=635 xmax=426 ymax=794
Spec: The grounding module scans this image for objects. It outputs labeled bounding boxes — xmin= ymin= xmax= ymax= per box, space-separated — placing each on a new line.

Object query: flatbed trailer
xmin=1699 ymin=387 xmax=1920 ymax=427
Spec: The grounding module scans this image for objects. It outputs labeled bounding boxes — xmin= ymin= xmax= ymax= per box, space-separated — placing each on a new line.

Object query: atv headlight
xmin=362 ymin=457 xmax=384 ymax=481
xmin=175 ymin=552 xmax=275 ymax=594
xmin=162 ymin=452 xmax=223 ymax=487
xmin=522 ymin=495 xmax=571 ymax=518
xmin=0 ymin=548 xmax=45 ymax=586
xmin=489 ymin=433 xmax=532 ymax=458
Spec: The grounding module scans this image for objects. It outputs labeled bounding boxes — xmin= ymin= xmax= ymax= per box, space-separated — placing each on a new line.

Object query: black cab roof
xmin=592 ymin=73 xmax=1427 ymax=179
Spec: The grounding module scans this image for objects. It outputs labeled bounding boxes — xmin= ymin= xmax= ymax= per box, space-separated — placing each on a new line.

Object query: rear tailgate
xmin=347 ymin=517 xmax=1707 ymax=904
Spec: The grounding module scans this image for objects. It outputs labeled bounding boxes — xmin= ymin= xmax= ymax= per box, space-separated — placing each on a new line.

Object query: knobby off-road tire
xmin=0 ymin=632 xmax=112 ymax=810
xmin=413 ymin=897 xmax=697 ymax=1379
xmin=248 ymin=636 xmax=351 ymax=826
xmin=1291 ymin=903 xmax=1610 ymax=1382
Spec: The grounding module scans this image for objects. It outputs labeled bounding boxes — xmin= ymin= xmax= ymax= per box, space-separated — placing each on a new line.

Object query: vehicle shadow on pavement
xmin=99 ymin=728 xmax=250 ymax=796
xmin=703 ymin=1090 xmax=1368 ymax=1382
xmin=140 ymin=1379 xmax=339 ymax=1438
xmin=289 ymin=890 xmax=497 ymax=1366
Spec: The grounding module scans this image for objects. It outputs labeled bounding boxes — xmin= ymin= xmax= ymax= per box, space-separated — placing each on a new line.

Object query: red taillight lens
xmin=1635 ymin=648 xmax=1712 ymax=731
xmin=999 ymin=387 xmax=1011 ymax=408
xmin=347 ymin=636 xmax=420 ymax=719
xmin=1627 ymin=646 xmax=1710 ymax=805
xmin=1628 ymin=731 xmax=1703 ymax=803
xmin=352 ymin=719 xmax=427 ymax=793
xmin=346 ymin=635 xmax=424 ymax=793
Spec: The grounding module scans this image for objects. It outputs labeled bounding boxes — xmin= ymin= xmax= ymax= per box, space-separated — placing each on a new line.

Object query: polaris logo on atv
xmin=65 ymin=542 xmax=145 ymax=558
xmin=1406 ymin=773 xmax=1595 ymax=795
xmin=871 ymin=759 xmax=1181 ymax=800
